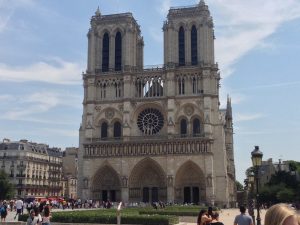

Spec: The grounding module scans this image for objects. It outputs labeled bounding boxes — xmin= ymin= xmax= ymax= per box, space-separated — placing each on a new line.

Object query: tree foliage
xmin=236 ymin=181 xmax=244 ymax=191
xmin=258 ymin=165 xmax=300 ymax=204
xmin=0 ymin=169 xmax=14 ymax=200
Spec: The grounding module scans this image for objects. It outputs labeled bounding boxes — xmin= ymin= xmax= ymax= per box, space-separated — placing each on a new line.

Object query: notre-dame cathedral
xmin=78 ymin=0 xmax=236 ymax=207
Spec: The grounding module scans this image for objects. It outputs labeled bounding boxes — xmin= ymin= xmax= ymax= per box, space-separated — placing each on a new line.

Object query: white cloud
xmin=0 ymin=58 xmax=83 ymax=84
xmin=209 ymin=0 xmax=300 ymax=77
xmin=42 ymin=128 xmax=78 ymax=138
xmin=235 ymin=113 xmax=265 ymax=122
xmin=157 ymin=0 xmax=171 ymax=16
xmin=0 ymin=0 xmax=37 ymax=32
xmin=0 ymin=91 xmax=82 ymax=122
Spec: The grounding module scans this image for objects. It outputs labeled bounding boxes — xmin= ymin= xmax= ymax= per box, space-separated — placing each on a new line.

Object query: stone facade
xmin=0 ymin=139 xmax=63 ymax=198
xmin=78 ymin=1 xmax=236 ymax=207
xmin=62 ymin=147 xmax=78 ymax=199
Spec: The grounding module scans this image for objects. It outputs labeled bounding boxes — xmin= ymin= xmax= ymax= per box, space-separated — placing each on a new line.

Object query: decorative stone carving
xmin=167 ymin=175 xmax=174 ymax=186
xmin=122 ymin=176 xmax=128 ymax=187
xmin=86 ymin=120 xmax=93 ymax=129
xmin=95 ymin=105 xmax=101 ymax=112
xmin=168 ymin=117 xmax=174 ymax=126
xmin=118 ymin=105 xmax=124 ymax=112
xmin=206 ymin=174 xmax=212 ymax=187
xmin=88 ymin=78 xmax=94 ymax=84
xmin=105 ymin=109 xmax=115 ymax=119
xmin=205 ymin=114 xmax=210 ymax=123
xmin=184 ymin=105 xmax=194 ymax=116
xmin=83 ymin=178 xmax=89 ymax=189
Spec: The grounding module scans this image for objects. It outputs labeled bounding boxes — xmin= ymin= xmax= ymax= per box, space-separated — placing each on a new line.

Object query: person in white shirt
xmin=14 ymin=199 xmax=24 ymax=220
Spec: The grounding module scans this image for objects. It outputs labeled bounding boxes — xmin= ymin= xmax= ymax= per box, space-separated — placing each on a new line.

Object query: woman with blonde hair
xmin=265 ymin=203 xmax=299 ymax=225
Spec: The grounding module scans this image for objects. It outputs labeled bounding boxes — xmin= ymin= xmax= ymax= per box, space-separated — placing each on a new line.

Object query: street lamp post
xmin=251 ymin=146 xmax=263 ymax=225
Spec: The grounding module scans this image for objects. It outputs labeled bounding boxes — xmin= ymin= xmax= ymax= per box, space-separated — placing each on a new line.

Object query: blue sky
xmin=1 ymin=0 xmax=300 ymax=183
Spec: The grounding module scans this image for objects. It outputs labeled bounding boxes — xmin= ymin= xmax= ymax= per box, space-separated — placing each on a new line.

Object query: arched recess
xmin=113 ymin=121 xmax=122 ymax=138
xmin=129 ymin=158 xmax=167 ymax=203
xmin=192 ymin=117 xmax=201 ymax=136
xmin=91 ymin=164 xmax=121 ymax=201
xmin=177 ymin=116 xmax=188 ymax=136
xmin=174 ymin=161 xmax=205 ymax=204
xmin=101 ymin=121 xmax=108 ymax=139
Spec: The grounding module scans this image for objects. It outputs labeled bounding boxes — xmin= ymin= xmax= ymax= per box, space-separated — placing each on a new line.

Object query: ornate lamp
xmin=251 ymin=146 xmax=263 ymax=225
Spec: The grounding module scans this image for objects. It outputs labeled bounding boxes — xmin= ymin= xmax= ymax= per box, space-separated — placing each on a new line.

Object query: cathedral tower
xmin=78 ymin=1 xmax=236 ymax=207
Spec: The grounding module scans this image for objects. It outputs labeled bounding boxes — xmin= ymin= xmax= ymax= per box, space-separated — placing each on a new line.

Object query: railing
xmin=83 ymin=136 xmax=212 ymax=158
xmin=87 ymin=133 xmax=205 ymax=143
xmin=89 ymin=62 xmax=217 ymax=76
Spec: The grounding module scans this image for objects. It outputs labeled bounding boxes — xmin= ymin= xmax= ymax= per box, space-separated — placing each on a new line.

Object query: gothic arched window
xmin=178 ymin=77 xmax=185 ymax=95
xmin=178 ymin=26 xmax=185 ymax=66
xmin=193 ymin=118 xmax=201 ymax=136
xmin=113 ymin=121 xmax=122 ymax=138
xmin=115 ymin=32 xmax=122 ymax=71
xmin=102 ymin=33 xmax=109 ymax=72
xmin=191 ymin=25 xmax=198 ymax=65
xmin=180 ymin=119 xmax=187 ymax=136
xmin=101 ymin=122 xmax=108 ymax=139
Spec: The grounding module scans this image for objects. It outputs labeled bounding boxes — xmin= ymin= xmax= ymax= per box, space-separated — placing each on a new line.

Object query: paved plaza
xmin=3 ymin=208 xmax=267 ymax=225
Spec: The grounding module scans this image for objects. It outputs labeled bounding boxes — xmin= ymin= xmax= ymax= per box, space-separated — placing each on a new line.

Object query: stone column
xmin=121 ymin=176 xmax=129 ymax=203
xmin=167 ymin=175 xmax=174 ymax=203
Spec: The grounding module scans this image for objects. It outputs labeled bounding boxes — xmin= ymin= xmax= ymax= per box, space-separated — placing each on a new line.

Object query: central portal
xmin=142 ymin=187 xmax=159 ymax=203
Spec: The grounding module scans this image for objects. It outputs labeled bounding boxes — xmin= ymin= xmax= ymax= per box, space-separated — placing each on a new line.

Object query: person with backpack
xmin=0 ymin=201 xmax=8 ymax=222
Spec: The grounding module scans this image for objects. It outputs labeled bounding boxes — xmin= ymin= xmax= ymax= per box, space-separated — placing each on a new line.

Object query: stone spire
xmin=199 ymin=0 xmax=206 ymax=6
xmin=226 ymin=95 xmax=232 ymax=120
xmin=95 ymin=6 xmax=101 ymax=17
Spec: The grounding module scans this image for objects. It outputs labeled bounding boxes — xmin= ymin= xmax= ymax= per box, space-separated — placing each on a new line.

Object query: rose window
xmin=137 ymin=108 xmax=164 ymax=135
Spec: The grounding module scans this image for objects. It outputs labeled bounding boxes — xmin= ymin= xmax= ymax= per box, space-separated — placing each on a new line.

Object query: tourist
xmin=265 ymin=203 xmax=300 ymax=225
xmin=209 ymin=212 xmax=224 ymax=225
xmin=197 ymin=209 xmax=212 ymax=225
xmin=41 ymin=204 xmax=51 ymax=225
xmin=234 ymin=206 xmax=253 ymax=225
xmin=208 ymin=206 xmax=213 ymax=218
xmin=0 ymin=200 xmax=8 ymax=222
xmin=14 ymin=198 xmax=24 ymax=220
xmin=27 ymin=209 xmax=36 ymax=225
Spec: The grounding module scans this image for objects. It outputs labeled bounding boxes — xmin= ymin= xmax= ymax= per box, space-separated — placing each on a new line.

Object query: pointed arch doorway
xmin=91 ymin=165 xmax=121 ymax=202
xmin=129 ymin=158 xmax=167 ymax=203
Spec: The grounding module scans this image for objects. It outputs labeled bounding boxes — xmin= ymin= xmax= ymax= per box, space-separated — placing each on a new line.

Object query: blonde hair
xmin=264 ymin=204 xmax=298 ymax=225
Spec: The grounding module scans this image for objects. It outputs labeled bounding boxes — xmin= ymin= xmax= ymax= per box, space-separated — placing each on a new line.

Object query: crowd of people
xmin=0 ymin=198 xmax=52 ymax=225
xmin=1 ymin=198 xmax=300 ymax=225
xmin=196 ymin=204 xmax=300 ymax=225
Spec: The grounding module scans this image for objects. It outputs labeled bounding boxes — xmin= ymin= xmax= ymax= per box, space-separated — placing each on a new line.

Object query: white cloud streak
xmin=0 ymin=91 xmax=82 ymax=122
xmin=0 ymin=58 xmax=83 ymax=84
xmin=157 ymin=0 xmax=171 ymax=16
xmin=210 ymin=0 xmax=300 ymax=78
xmin=0 ymin=0 xmax=37 ymax=32
xmin=235 ymin=113 xmax=265 ymax=122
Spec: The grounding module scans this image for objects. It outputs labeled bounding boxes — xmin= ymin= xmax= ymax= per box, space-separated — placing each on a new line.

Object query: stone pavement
xmin=3 ymin=208 xmax=267 ymax=225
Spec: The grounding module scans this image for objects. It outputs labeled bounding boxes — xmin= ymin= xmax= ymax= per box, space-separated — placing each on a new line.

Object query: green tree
xmin=0 ymin=169 xmax=14 ymax=200
xmin=276 ymin=188 xmax=295 ymax=202
xmin=236 ymin=181 xmax=244 ymax=191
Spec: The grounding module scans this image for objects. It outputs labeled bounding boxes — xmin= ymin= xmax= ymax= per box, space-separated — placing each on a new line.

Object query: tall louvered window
xmin=115 ymin=32 xmax=122 ymax=71
xmin=178 ymin=27 xmax=185 ymax=66
xmin=191 ymin=25 xmax=198 ymax=65
xmin=102 ymin=33 xmax=109 ymax=72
